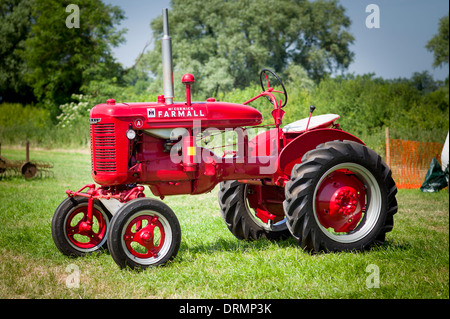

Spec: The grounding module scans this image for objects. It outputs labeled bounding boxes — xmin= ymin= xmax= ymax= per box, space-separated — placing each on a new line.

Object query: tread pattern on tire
xmin=218 ymin=180 xmax=290 ymax=241
xmin=283 ymin=140 xmax=398 ymax=252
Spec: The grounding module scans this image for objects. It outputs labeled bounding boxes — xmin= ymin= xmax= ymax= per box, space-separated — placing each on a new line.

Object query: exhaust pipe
xmin=161 ymin=8 xmax=174 ymax=104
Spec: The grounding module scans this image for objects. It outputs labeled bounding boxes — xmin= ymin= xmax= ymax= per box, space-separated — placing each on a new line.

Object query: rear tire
xmin=283 ymin=140 xmax=397 ymax=252
xmin=218 ymin=180 xmax=290 ymax=241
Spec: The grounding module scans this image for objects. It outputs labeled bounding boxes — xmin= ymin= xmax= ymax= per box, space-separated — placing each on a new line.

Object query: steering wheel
xmin=259 ymin=69 xmax=288 ymax=108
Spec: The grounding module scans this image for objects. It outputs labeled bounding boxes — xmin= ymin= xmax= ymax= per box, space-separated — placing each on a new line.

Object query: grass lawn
xmin=0 ymin=147 xmax=448 ymax=299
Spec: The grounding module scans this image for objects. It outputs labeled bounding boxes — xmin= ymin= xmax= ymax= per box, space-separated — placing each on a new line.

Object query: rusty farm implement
xmin=0 ymin=141 xmax=53 ymax=179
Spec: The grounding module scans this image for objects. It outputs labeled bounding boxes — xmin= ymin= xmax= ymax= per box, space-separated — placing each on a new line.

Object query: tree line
xmin=0 ymin=0 xmax=448 ymax=148
xmin=1 ymin=0 xmax=355 ymax=115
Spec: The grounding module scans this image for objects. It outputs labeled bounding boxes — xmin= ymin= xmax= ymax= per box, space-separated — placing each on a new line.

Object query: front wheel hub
xmin=140 ymin=231 xmax=153 ymax=243
xmin=123 ymin=215 xmax=165 ymax=259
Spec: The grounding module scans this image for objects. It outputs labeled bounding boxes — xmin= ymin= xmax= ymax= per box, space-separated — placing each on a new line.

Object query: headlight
xmin=126 ymin=129 xmax=136 ymax=140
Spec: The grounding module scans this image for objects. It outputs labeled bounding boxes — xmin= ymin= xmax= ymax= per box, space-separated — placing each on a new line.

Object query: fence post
xmin=385 ymin=127 xmax=391 ymax=167
xmin=26 ymin=141 xmax=30 ymax=162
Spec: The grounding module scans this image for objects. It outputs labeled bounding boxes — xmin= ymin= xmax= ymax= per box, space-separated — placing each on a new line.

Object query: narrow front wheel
xmin=107 ymin=198 xmax=181 ymax=269
xmin=51 ymin=196 xmax=111 ymax=257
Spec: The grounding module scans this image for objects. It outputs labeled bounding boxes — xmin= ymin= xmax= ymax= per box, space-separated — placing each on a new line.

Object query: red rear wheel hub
xmin=330 ymin=186 xmax=358 ymax=216
xmin=315 ymin=169 xmax=366 ymax=233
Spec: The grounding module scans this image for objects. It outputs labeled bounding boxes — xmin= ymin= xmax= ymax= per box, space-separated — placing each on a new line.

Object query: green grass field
xmin=0 ymin=147 xmax=448 ymax=299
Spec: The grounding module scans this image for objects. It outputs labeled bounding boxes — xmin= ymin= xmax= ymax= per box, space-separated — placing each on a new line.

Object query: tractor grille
xmin=91 ymin=123 xmax=117 ymax=172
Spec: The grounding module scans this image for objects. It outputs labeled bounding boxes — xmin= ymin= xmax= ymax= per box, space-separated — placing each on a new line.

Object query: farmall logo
xmin=147 ymin=106 xmax=206 ymax=118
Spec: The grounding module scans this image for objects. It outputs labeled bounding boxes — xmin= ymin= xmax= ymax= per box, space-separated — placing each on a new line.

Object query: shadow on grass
xmin=380 ymin=239 xmax=413 ymax=251
xmin=179 ymin=236 xmax=412 ymax=259
xmin=181 ymin=236 xmax=299 ymax=255
xmin=0 ymin=172 xmax=54 ymax=181
xmin=49 ymin=236 xmax=411 ymax=269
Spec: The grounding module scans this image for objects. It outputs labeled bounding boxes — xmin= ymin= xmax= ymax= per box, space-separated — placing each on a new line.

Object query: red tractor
xmin=51 ymin=9 xmax=397 ymax=269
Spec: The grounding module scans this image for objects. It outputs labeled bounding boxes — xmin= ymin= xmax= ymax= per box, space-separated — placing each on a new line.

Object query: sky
xmin=104 ymin=0 xmax=449 ymax=81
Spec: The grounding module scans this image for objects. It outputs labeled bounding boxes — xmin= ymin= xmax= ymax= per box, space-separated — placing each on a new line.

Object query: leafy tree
xmin=21 ymin=0 xmax=126 ymax=118
xmin=409 ymin=71 xmax=440 ymax=93
xmin=305 ymin=74 xmax=448 ymax=145
xmin=0 ymin=0 xmax=34 ymax=103
xmin=426 ymin=14 xmax=449 ymax=68
xmin=143 ymin=0 xmax=354 ymax=98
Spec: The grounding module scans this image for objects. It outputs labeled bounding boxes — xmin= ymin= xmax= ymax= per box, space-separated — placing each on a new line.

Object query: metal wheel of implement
xmin=21 ymin=161 xmax=37 ymax=179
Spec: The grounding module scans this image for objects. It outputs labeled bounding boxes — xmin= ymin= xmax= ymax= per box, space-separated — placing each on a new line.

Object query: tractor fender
xmin=278 ymin=128 xmax=365 ymax=177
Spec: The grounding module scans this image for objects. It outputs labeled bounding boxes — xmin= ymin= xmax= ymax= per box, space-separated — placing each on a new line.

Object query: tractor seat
xmin=282 ymin=114 xmax=340 ymax=133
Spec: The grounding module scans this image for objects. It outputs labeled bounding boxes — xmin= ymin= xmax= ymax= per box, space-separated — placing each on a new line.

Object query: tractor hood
xmin=89 ymin=98 xmax=263 ymax=130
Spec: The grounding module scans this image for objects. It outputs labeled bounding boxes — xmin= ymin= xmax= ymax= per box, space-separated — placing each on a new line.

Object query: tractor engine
xmin=89 ymin=97 xmax=263 ymax=195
